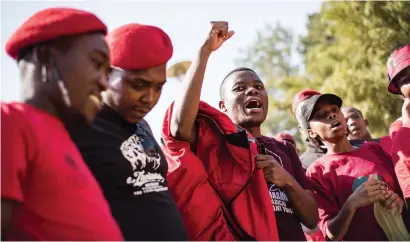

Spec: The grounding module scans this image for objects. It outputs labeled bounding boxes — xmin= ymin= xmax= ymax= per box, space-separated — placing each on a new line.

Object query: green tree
xmin=237 ymin=1 xmax=410 ymax=148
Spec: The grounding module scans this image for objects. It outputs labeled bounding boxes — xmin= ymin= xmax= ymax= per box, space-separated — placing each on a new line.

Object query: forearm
xmin=326 ymin=200 xmax=356 ymax=240
xmin=285 ymin=180 xmax=319 ymax=229
xmin=170 ymin=47 xmax=211 ymax=143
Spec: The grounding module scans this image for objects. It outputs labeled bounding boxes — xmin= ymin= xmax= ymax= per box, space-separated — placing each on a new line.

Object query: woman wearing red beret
xmin=70 ymin=23 xmax=188 ymax=240
xmin=1 ymin=7 xmax=123 ymax=240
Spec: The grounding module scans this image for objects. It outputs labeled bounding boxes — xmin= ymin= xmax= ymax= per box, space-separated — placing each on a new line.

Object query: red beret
xmin=387 ymin=44 xmax=410 ymax=94
xmin=106 ymin=23 xmax=173 ymax=70
xmin=6 ymin=7 xmax=107 ymax=60
xmin=292 ymin=89 xmax=322 ymax=114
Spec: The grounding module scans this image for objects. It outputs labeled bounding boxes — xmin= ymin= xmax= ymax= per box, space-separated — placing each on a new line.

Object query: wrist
xmin=282 ymin=177 xmax=298 ymax=192
xmin=345 ymin=197 xmax=357 ymax=212
xmin=199 ymin=46 xmax=212 ymax=56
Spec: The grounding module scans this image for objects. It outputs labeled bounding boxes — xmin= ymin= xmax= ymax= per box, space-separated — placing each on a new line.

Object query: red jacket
xmin=161 ymin=101 xmax=279 ymax=241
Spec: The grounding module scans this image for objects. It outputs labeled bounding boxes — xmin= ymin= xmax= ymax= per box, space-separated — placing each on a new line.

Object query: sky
xmin=1 ymin=0 xmax=322 ymax=142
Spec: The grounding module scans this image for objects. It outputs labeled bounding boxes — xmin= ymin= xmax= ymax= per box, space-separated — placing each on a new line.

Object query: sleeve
xmin=1 ymin=107 xmax=30 ymax=202
xmin=163 ymin=119 xmax=237 ymax=241
xmin=287 ymin=142 xmax=314 ymax=190
xmin=391 ymin=121 xmax=410 ymax=199
xmin=306 ymin=163 xmax=341 ymax=238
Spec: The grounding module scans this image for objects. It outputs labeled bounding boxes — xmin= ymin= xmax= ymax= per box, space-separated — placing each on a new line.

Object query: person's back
xmin=1 ymin=103 xmax=122 ymax=240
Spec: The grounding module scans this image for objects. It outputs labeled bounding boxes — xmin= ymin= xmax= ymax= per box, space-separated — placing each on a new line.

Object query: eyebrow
xmin=93 ymin=49 xmax=109 ymax=61
xmin=128 ymin=77 xmax=167 ymax=85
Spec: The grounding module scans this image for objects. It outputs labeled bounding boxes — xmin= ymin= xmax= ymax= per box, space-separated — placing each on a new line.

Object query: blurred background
xmin=2 ymin=1 xmax=409 ymax=151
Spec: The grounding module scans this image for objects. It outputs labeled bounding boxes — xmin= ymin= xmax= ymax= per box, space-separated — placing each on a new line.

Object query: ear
xmin=219 ymin=100 xmax=227 ymax=113
xmin=364 ymin=118 xmax=369 ymax=126
xmin=307 ymin=128 xmax=318 ymax=140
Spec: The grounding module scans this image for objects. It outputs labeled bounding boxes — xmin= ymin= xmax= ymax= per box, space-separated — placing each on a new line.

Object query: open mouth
xmin=330 ymin=121 xmax=342 ymax=129
xmin=245 ymin=99 xmax=262 ymax=110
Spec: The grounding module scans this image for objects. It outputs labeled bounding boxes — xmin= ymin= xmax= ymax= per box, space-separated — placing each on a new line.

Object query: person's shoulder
xmin=139 ymin=119 xmax=153 ymax=135
xmin=2 ymin=102 xmax=29 ymax=115
xmin=1 ymin=102 xmax=37 ymax=126
xmin=307 ymin=153 xmax=343 ymax=173
xmin=260 ymin=135 xmax=292 ymax=151
xmin=359 ymin=140 xmax=383 ymax=152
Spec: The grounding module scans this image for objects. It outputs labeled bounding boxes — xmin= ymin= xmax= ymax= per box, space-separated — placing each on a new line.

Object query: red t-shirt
xmin=391 ymin=120 xmax=410 ymax=199
xmin=390 ymin=120 xmax=403 ymax=138
xmin=306 ymin=142 xmax=401 ymax=241
xmin=1 ymin=103 xmax=123 ymax=241
xmin=379 ymin=136 xmax=393 ymax=155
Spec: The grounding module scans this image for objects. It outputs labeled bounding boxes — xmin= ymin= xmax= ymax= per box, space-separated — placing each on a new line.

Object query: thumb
xmin=225 ymin=30 xmax=235 ymax=40
xmin=368 ymin=174 xmax=376 ymax=181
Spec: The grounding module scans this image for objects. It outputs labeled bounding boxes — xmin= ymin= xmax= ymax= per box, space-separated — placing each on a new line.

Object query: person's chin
xmin=125 ymin=114 xmax=144 ymax=124
xmin=245 ymin=110 xmax=266 ymax=121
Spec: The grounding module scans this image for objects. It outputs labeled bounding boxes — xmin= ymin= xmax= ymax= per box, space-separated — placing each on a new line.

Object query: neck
xmin=25 ymin=90 xmax=60 ymax=120
xmin=324 ymin=137 xmax=354 ymax=155
xmin=363 ymin=133 xmax=373 ymax=141
xmin=19 ymin=61 xmax=60 ymax=119
xmin=244 ymin=125 xmax=262 ymax=138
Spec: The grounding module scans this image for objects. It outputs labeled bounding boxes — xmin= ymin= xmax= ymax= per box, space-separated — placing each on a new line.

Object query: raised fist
xmin=201 ymin=21 xmax=234 ymax=53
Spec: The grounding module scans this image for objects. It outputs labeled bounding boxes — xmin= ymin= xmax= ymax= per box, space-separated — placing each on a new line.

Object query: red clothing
xmin=391 ymin=120 xmax=410 ymax=199
xmin=307 ymin=142 xmax=401 ymax=241
xmin=304 ymin=227 xmax=325 ymax=241
xmin=390 ymin=120 xmax=403 ymax=138
xmin=379 ymin=135 xmax=393 ymax=155
xmin=161 ymin=101 xmax=279 ymax=241
xmin=1 ymin=103 xmax=122 ymax=241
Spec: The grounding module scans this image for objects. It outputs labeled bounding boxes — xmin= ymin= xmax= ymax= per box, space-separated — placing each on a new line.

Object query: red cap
xmin=5 ymin=7 xmax=107 ymax=60
xmin=387 ymin=45 xmax=410 ymax=94
xmin=275 ymin=133 xmax=295 ymax=143
xmin=106 ymin=23 xmax=173 ymax=70
xmin=292 ymin=89 xmax=321 ymax=114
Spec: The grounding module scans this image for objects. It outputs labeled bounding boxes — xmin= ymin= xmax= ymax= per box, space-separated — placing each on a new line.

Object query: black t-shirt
xmin=70 ymin=105 xmax=187 ymax=241
xmin=257 ymin=136 xmax=309 ymax=241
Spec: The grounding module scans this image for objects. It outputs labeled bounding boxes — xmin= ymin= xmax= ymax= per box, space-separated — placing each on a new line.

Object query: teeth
xmin=246 ymin=100 xmax=262 ymax=109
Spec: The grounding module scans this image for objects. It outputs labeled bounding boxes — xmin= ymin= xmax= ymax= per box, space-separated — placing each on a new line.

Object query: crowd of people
xmin=1 ymin=7 xmax=409 ymax=241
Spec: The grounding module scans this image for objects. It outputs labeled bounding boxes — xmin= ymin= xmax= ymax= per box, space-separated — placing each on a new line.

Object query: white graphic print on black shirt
xmin=264 ymin=149 xmax=293 ymax=215
xmin=120 ymin=134 xmax=167 ymax=196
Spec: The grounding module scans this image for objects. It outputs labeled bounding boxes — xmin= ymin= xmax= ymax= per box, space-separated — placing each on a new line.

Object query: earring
xmin=57 ymin=80 xmax=71 ymax=107
xmin=41 ymin=65 xmax=48 ymax=83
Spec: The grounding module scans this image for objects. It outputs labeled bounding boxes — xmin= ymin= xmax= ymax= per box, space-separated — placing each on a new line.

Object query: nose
xmin=328 ymin=112 xmax=336 ymax=120
xmin=98 ymin=73 xmax=109 ymax=91
xmin=347 ymin=118 xmax=356 ymax=126
xmin=245 ymin=86 xmax=259 ymax=96
xmin=141 ymin=88 xmax=155 ymax=104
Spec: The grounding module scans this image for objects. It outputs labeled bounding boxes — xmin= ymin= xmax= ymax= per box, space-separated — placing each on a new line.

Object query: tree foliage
xmin=236 ymin=1 xmax=410 ymax=148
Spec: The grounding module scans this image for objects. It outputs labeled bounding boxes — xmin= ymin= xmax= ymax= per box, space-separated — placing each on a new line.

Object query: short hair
xmin=219 ymin=67 xmax=257 ymax=99
xmin=18 ymin=35 xmax=75 ymax=62
xmin=341 ymin=106 xmax=364 ymax=119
